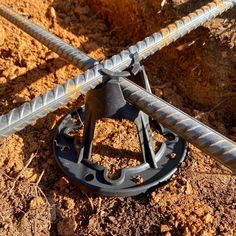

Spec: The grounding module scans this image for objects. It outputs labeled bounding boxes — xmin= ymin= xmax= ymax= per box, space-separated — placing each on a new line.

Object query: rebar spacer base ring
xmin=53 ymin=106 xmax=188 ymax=197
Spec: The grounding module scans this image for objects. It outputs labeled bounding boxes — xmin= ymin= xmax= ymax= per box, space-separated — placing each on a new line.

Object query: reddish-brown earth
xmin=0 ymin=0 xmax=235 ymax=235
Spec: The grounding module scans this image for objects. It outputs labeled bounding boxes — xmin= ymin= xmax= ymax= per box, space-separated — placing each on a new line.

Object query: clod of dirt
xmin=49 ymin=7 xmax=56 ymax=19
xmin=62 ymin=196 xmax=75 ymax=210
xmin=0 ymin=135 xmax=24 ymax=174
xmin=29 ymin=196 xmax=45 ymax=210
xmin=133 ymin=175 xmax=144 ymax=185
xmin=22 ymin=168 xmax=38 ymax=182
xmin=57 ymin=217 xmax=77 ymax=236
xmin=168 ymin=152 xmax=177 ymax=159
xmin=204 ymin=213 xmax=213 ymax=224
xmin=160 ymin=224 xmax=170 ymax=233
xmin=185 ymin=181 xmax=193 ymax=195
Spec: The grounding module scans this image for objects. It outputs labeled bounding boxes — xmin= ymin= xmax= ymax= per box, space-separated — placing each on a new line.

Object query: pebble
xmin=169 ymin=152 xmax=177 ymax=159
xmin=22 ymin=168 xmax=38 ymax=182
xmin=183 ymin=227 xmax=191 ymax=236
xmin=153 ymin=87 xmax=163 ymax=97
xmin=4 ymin=224 xmax=9 ymax=229
xmin=0 ymin=77 xmax=7 ymax=84
xmin=133 ymin=175 xmax=144 ymax=185
xmin=161 ymin=224 xmax=170 ymax=232
xmin=204 ymin=213 xmax=213 ymax=224
xmin=165 ymin=233 xmax=172 ymax=236
xmin=21 ymin=215 xmax=30 ymax=228
xmin=185 ymin=181 xmax=193 ymax=195
xmin=62 ymin=197 xmax=75 ymax=210
xmin=108 ymin=216 xmax=116 ymax=222
xmin=161 ymin=0 xmax=167 ymax=8
xmin=49 ymin=7 xmax=56 ymax=19
xmin=88 ymin=216 xmax=97 ymax=228
xmin=29 ymin=197 xmax=45 ymax=209
xmin=92 ymin=154 xmax=101 ymax=162
xmin=56 ymin=177 xmax=70 ymax=191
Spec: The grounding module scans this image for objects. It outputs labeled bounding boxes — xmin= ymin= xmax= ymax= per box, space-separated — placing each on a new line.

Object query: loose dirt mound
xmin=0 ymin=0 xmax=235 ymax=235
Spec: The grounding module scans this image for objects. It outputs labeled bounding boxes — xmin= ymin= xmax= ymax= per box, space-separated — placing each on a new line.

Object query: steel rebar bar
xmin=120 ymin=79 xmax=236 ymax=173
xmin=0 ymin=2 xmax=95 ymax=69
xmin=0 ymin=0 xmax=236 ymax=172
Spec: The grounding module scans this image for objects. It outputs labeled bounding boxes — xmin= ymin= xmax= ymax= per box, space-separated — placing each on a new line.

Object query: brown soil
xmin=0 ymin=0 xmax=235 ymax=235
xmin=91 ymin=119 xmax=143 ymax=180
xmin=73 ymin=118 xmax=165 ymax=180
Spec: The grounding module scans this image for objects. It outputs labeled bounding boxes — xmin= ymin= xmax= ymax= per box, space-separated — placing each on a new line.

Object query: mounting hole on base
xmin=85 ymin=174 xmax=94 ymax=182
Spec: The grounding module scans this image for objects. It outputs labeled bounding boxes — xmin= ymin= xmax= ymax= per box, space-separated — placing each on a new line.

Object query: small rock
xmin=22 ymin=168 xmax=38 ymax=182
xmin=3 ymin=224 xmax=9 ymax=229
xmin=2 ymin=65 xmax=18 ymax=80
xmin=30 ymin=197 xmax=45 ymax=209
xmin=161 ymin=0 xmax=167 ymax=8
xmin=169 ymin=152 xmax=176 ymax=159
xmin=88 ymin=216 xmax=97 ymax=228
xmin=0 ymin=77 xmax=7 ymax=84
xmin=185 ymin=181 xmax=193 ymax=195
xmin=108 ymin=216 xmax=116 ymax=222
xmin=153 ymin=87 xmax=163 ymax=97
xmin=56 ymin=177 xmax=70 ymax=191
xmin=49 ymin=7 xmax=56 ymax=19
xmin=204 ymin=213 xmax=213 ymax=224
xmin=195 ymin=208 xmax=204 ymax=217
xmin=133 ymin=175 xmax=144 ymax=185
xmin=21 ymin=215 xmax=30 ymax=228
xmin=92 ymin=154 xmax=101 ymax=162
xmin=161 ymin=224 xmax=170 ymax=232
xmin=62 ymin=197 xmax=75 ymax=210
xmin=165 ymin=233 xmax=172 ymax=236
xmin=45 ymin=51 xmax=58 ymax=61
xmin=183 ymin=227 xmax=191 ymax=236
xmin=14 ymin=67 xmax=27 ymax=77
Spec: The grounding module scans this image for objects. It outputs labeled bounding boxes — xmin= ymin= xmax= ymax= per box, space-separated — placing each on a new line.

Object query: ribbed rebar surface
xmin=120 ymin=79 xmax=236 ymax=173
xmin=0 ymin=0 xmax=236 ymax=172
xmin=0 ymin=2 xmax=95 ymax=69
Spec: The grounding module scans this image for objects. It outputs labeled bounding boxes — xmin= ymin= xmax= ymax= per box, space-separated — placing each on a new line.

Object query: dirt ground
xmin=0 ymin=0 xmax=235 ymax=235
